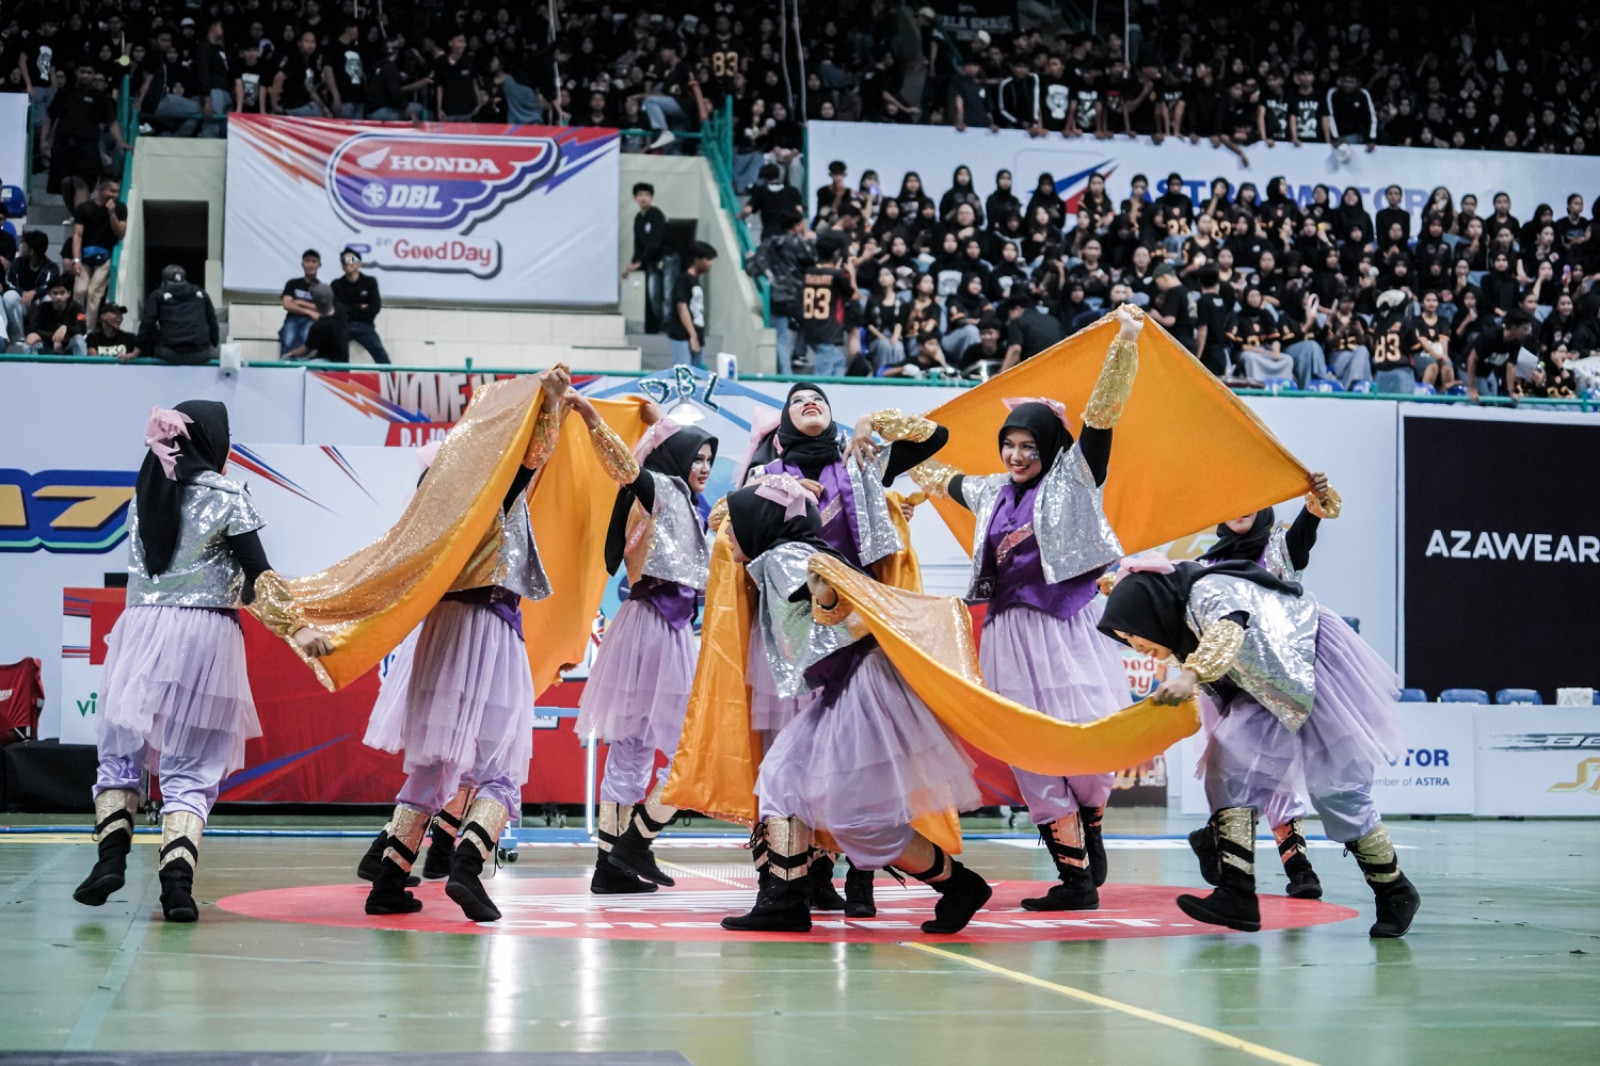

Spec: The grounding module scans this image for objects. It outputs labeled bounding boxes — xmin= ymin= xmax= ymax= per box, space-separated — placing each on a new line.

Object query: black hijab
xmin=136 ymin=400 xmax=232 ymax=576
xmin=602 ymin=424 xmax=718 ymax=575
xmin=998 ymin=402 xmax=1071 ymax=498
xmin=1198 ymin=507 xmax=1276 ymax=564
xmin=725 ymin=483 xmax=835 ymax=564
xmin=775 ymin=382 xmax=843 ymax=478
xmin=1097 ymin=560 xmax=1303 ymax=660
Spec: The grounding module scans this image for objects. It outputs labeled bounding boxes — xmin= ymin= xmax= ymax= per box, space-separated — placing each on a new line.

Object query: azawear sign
xmin=1401 ymin=408 xmax=1600 ymax=699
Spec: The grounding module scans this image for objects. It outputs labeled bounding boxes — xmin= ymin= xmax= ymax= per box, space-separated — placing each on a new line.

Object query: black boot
xmin=157 ymin=811 xmax=204 ymax=923
xmin=74 ymin=789 xmax=136 ymax=906
xmin=1081 ymin=805 xmax=1108 ymax=887
xmin=1189 ymin=813 xmax=1222 ymax=887
xmin=608 ymin=821 xmax=675 ymax=887
xmin=1349 ymin=825 xmax=1420 ymax=938
xmin=1175 ymin=807 xmax=1261 ymax=932
xmin=446 ymin=798 xmax=510 ymax=922
xmin=364 ymin=806 xmax=429 ymax=915
xmin=421 ymin=815 xmax=460 ymax=881
xmin=807 ymin=851 xmax=847 ymax=911
xmin=721 ymin=869 xmax=812 ymax=932
xmin=591 ymin=850 xmax=658 ymax=894
xmin=844 ymin=862 xmax=876 ymax=918
xmin=1274 ymin=817 xmax=1322 ymax=899
xmin=912 ymin=846 xmax=992 ymax=934
xmin=357 ymin=829 xmax=421 ymax=887
xmin=1021 ymin=815 xmax=1098 ymax=911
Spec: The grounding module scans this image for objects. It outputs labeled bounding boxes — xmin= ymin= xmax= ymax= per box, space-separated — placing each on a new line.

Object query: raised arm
xmin=1078 ymin=304 xmax=1143 ymax=485
xmin=564 ymin=389 xmax=650 ymax=505
xmin=1152 ymin=612 xmax=1248 ymax=706
xmin=846 ymin=408 xmax=950 ymax=483
xmin=232 ymin=548 xmax=333 ymax=657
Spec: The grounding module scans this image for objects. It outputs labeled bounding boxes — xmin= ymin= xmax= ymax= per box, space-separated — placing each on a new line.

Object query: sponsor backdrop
xmin=806 ymin=120 xmax=1597 ymax=230
xmin=5 ymin=362 xmax=1597 ymax=810
xmin=224 ymin=116 xmax=620 ymax=305
xmin=1475 ymin=708 xmax=1600 ymax=817
xmin=1402 ymin=408 xmax=1600 ymax=698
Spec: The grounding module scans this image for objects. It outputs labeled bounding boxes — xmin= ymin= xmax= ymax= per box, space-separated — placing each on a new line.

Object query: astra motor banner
xmin=224 ymin=115 xmax=620 ymax=305
xmin=1401 ymin=408 xmax=1600 ymax=698
xmin=806 ymin=120 xmax=1596 ymax=229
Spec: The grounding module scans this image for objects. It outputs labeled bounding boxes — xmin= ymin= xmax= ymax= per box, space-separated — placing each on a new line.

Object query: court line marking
xmin=65 ymin=875 xmax=156 ymax=1051
xmin=900 ymin=941 xmax=1323 ymax=1066
xmin=659 ymin=858 xmax=749 ymax=888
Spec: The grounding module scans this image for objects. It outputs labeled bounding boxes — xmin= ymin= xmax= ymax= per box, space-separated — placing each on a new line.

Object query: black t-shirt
xmin=1370 ymin=314 xmax=1418 ymax=371
xmin=1470 ymin=325 xmax=1525 ymax=373
xmin=799 ymin=267 xmax=853 ymax=346
xmin=277 ymin=52 xmax=319 ymax=110
xmin=702 ymin=35 xmax=744 ymax=97
xmin=73 ymin=199 xmax=127 ymax=251
xmin=434 ymin=54 xmax=478 ymax=116
xmin=47 ymin=86 xmax=116 ymax=141
xmin=1005 ymin=306 xmax=1066 ymax=361
xmin=305 ymin=313 xmax=350 ymax=361
xmin=668 ymin=271 xmax=705 ymax=342
xmin=329 ymin=41 xmax=366 ymax=101
xmin=281 ymin=275 xmax=318 ymax=318
xmin=1156 ymin=285 xmax=1197 ymax=347
xmin=747 ymin=183 xmax=805 ymax=236
xmin=1041 ymin=77 xmax=1072 ymax=132
xmin=1291 ymin=89 xmax=1324 ymax=139
xmin=87 ymin=326 xmax=138 ymax=356
xmin=237 ymin=57 xmax=269 ymax=110
xmin=331 ymin=274 xmax=381 ymax=323
xmin=1260 ymin=93 xmax=1291 ymax=140
xmin=1196 ymin=292 xmax=1233 ymax=352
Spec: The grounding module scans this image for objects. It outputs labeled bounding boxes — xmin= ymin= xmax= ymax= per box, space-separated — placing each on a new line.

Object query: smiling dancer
xmin=571 ymin=393 xmax=716 ymax=894
xmin=360 ymin=367 xmax=570 ymax=922
xmin=1099 ymin=556 xmax=1421 ymax=937
xmin=75 ymin=401 xmax=334 ymax=922
xmin=908 ymin=305 xmax=1143 ymax=911
xmin=1188 ymin=479 xmax=1338 ymax=900
xmin=741 ymin=382 xmax=948 ymax=916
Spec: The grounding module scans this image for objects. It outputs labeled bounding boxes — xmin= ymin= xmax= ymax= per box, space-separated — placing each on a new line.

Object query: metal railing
xmin=106 ymin=75 xmax=140 ymax=306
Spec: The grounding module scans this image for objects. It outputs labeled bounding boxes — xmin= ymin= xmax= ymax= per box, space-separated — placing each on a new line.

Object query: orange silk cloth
xmin=519 ymin=397 xmax=648 ymax=697
xmin=926 ymin=315 xmax=1311 ymax=555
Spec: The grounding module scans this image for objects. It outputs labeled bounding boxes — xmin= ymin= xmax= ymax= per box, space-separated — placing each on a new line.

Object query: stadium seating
xmin=1439 ymin=688 xmax=1491 ymax=704
xmin=1399 ymin=688 xmax=1428 ymax=702
xmin=1493 ymin=688 xmax=1543 ymax=705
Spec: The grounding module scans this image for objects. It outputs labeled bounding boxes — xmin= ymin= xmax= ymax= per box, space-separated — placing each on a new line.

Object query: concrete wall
xmin=618 ymin=154 xmax=777 ymax=373
xmin=116 ymin=137 xmax=227 ymax=319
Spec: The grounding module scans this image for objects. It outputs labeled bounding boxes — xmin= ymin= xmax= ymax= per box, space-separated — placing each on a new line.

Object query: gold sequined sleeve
xmin=706 ymin=496 xmax=730 ymax=532
xmin=1181 ymin=619 xmax=1245 ymax=682
xmin=1305 ymin=485 xmax=1343 ymax=519
xmin=588 ymin=422 xmax=641 ymax=485
xmin=246 ymin=570 xmax=311 ymax=638
xmin=1082 ymin=335 xmax=1140 ymax=430
xmin=909 ymin=459 xmax=959 ymax=499
xmin=870 ymin=408 xmax=939 ymax=443
xmin=521 ymin=405 xmax=561 ymax=469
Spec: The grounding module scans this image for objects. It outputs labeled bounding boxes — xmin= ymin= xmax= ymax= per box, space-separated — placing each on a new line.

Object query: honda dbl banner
xmin=1402 ymin=409 xmax=1600 ymax=698
xmin=224 ymin=115 xmax=619 ymax=305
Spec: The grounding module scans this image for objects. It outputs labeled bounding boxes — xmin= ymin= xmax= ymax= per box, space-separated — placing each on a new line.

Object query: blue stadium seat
xmin=1306 ymin=379 xmax=1344 ymax=393
xmin=1350 ymin=381 xmax=1375 ymax=394
xmin=1439 ymin=688 xmax=1490 ymax=704
xmin=1413 ymin=383 xmax=1437 ymax=396
xmin=1446 ymin=383 xmax=1469 ymax=396
xmin=0 ymin=184 xmax=25 ymax=218
xmin=1399 ymin=687 xmax=1428 ymax=702
xmin=1494 ymin=688 xmax=1542 ymax=705
xmin=1262 ymin=377 xmax=1295 ymax=392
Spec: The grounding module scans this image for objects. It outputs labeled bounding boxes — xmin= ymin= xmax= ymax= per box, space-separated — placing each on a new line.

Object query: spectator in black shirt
xmin=4 ymin=231 xmax=59 ymax=346
xmin=279 ymin=249 xmax=321 ymax=355
xmin=622 ymin=183 xmax=673 ymax=334
xmin=1193 ymin=266 xmax=1234 ymax=376
xmin=136 ymin=265 xmax=219 ymax=364
xmin=25 ymin=278 xmax=87 ymax=354
xmin=949 ymin=55 xmax=995 ymax=133
xmin=1149 ymin=262 xmax=1197 ymax=350
xmin=1257 ymin=70 xmax=1291 ymax=147
xmin=999 ymin=296 xmax=1066 ymax=372
xmin=996 ymin=57 xmax=1042 ymax=135
xmin=325 ymin=22 xmax=367 ymax=119
xmin=434 ymin=34 xmax=482 ymax=121
xmin=747 ymin=211 xmax=813 ymax=373
xmin=743 ymin=163 xmax=805 ymax=238
xmin=193 ymin=20 xmax=230 ymax=132
xmin=88 ymin=303 xmax=139 ymax=361
xmin=45 ymin=62 xmax=125 ymax=196
xmin=1289 ymin=69 xmax=1327 ymax=147
xmin=1327 ymin=73 xmax=1378 ymax=152
xmin=234 ymin=40 xmax=271 ymax=114
xmin=284 ymin=284 xmax=349 ymax=362
xmin=1466 ymin=310 xmax=1536 ymax=402
xmin=1375 ymin=186 xmax=1410 ymax=246
xmin=331 ymin=249 xmax=389 ymax=364
xmin=668 ymin=241 xmax=717 ymax=368
xmin=796 ymin=235 xmax=855 ymax=377
xmin=1155 ymin=173 xmax=1194 ymax=226
xmin=275 ymin=31 xmax=329 ymax=117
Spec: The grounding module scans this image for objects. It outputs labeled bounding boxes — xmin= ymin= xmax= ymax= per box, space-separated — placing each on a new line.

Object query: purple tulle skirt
xmin=756 ymin=645 xmax=980 ymax=839
xmin=576 ymin=597 xmax=698 ymax=753
xmin=362 ymin=599 xmax=535 ymax=775
xmin=979 ymin=599 xmax=1131 ymax=724
xmin=98 ymin=605 xmax=261 ymax=777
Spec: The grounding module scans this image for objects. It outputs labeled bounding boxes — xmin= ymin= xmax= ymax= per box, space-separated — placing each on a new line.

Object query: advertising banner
xmin=223 ymin=115 xmax=620 ymax=305
xmin=807 ymin=120 xmax=1596 ymax=230
xmin=1475 ymin=707 xmax=1600 ymax=817
xmin=1370 ymin=704 xmax=1477 ymax=816
xmin=0 ymin=94 xmax=28 ymax=194
xmin=1401 ymin=408 xmax=1600 ymax=698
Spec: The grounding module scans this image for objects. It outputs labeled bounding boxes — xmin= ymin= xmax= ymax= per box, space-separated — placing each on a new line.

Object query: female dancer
xmin=361 ymin=367 xmax=570 ymax=922
xmin=75 ymin=401 xmax=334 ymax=922
xmin=910 ymin=304 xmax=1143 ymax=912
xmin=1098 ymin=558 xmax=1421 ymax=937
xmin=742 ymin=382 xmax=948 ymax=915
xmin=720 ymin=477 xmax=989 ymax=935
xmin=572 ymin=394 xmax=716 ymax=894
xmin=1189 ymin=480 xmax=1335 ymax=900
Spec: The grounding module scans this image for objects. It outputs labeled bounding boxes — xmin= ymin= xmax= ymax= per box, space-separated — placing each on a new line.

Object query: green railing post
xmin=106 ymin=76 xmax=139 ymax=307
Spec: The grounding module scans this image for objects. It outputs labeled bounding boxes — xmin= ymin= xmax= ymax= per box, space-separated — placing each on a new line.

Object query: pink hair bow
xmin=733 ymin=407 xmax=783 ymax=486
xmin=144 ymin=405 xmax=193 ymax=480
xmin=754 ymin=473 xmax=818 ymax=520
xmin=414 ymin=438 xmax=443 ymax=472
xmin=1002 ymin=395 xmax=1072 ymax=430
xmin=1098 ymin=551 xmax=1177 ymax=595
xmin=632 ymin=418 xmax=682 ymax=463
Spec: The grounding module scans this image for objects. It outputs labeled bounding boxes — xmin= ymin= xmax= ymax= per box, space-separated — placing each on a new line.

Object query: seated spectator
xmin=1230 ymin=287 xmax=1293 ymax=382
xmin=1411 ymin=291 xmax=1458 ymax=391
xmin=279 ymin=250 xmax=321 ymax=355
xmin=87 ymin=302 xmax=139 ymax=360
xmin=999 ymin=294 xmax=1066 ymax=372
xmin=4 ymin=232 xmax=60 ymax=349
xmin=860 ymin=266 xmax=904 ymax=373
xmin=330 ymin=248 xmax=390 ymax=364
xmin=1370 ymin=290 xmax=1421 ymax=394
xmin=899 ymin=272 xmax=944 ymax=359
xmin=942 ymin=272 xmax=990 ymax=357
xmin=957 ymin=316 xmax=1006 ymax=373
xmin=284 ymin=283 xmax=348 ymax=362
xmin=136 ymin=265 xmax=219 ymax=364
xmin=24 ymin=279 xmax=87 ymax=355
xmin=1279 ymin=289 xmax=1331 ymax=386
xmin=883 ymin=327 xmax=951 ymax=378
xmin=1519 ymin=357 xmax=1578 ymax=399
xmin=1320 ymin=290 xmax=1375 ymax=389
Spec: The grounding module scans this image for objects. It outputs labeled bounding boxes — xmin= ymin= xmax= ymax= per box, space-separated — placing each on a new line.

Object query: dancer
xmin=719 ymin=477 xmax=990 ymax=934
xmin=361 ymin=367 xmax=570 ymax=921
xmin=75 ymin=401 xmax=334 ymax=922
xmin=909 ymin=304 xmax=1143 ymax=911
xmin=741 ymin=382 xmax=948 ymax=916
xmin=1188 ymin=483 xmax=1336 ymax=900
xmin=571 ymin=393 xmax=715 ymax=894
xmin=1098 ymin=557 xmax=1421 ymax=937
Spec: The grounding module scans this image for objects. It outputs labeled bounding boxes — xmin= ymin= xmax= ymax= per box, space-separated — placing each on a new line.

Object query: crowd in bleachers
xmin=737 ymin=162 xmax=1599 ymax=396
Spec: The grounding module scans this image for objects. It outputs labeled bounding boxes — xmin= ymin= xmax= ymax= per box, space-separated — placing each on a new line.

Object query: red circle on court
xmin=217 ymin=875 xmax=1358 ymax=942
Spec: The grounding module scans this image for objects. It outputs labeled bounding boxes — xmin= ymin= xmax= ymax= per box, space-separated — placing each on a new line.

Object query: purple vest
xmin=765 ymin=457 xmax=864 ymax=566
xmin=442 ymin=585 xmax=525 ymax=639
xmin=627 ymin=575 xmax=699 ymax=630
xmin=979 ymin=482 xmax=1102 ymax=622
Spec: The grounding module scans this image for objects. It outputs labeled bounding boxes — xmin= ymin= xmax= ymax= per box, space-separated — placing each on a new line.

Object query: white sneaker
xmin=650 ymin=130 xmax=676 ymax=150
